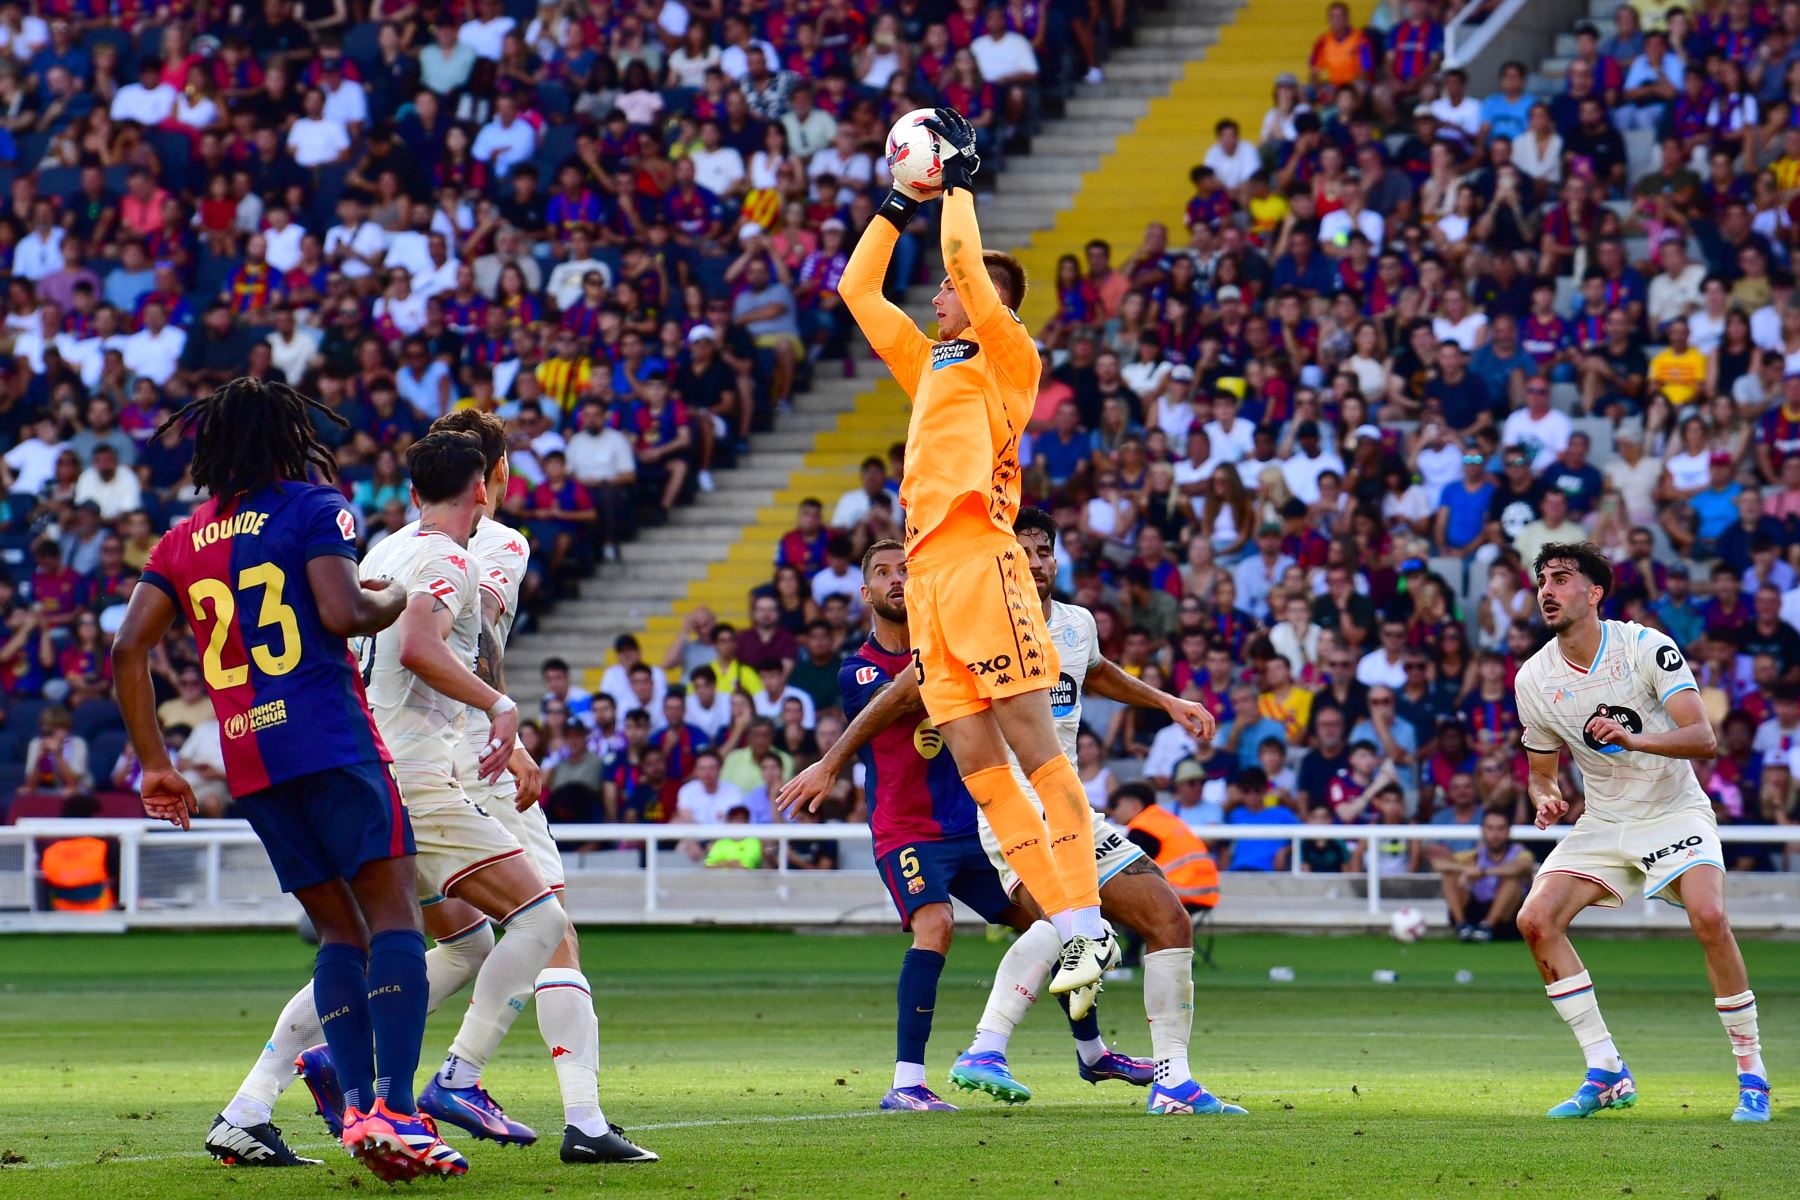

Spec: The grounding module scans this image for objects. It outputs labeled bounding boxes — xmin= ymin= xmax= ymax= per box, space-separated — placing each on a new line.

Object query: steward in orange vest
xmin=1111 ymin=787 xmax=1219 ymax=911
xmin=42 ymin=836 xmax=115 ymax=911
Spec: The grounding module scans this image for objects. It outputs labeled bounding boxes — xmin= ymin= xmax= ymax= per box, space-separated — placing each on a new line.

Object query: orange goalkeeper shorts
xmin=905 ymin=510 xmax=1060 ymax=725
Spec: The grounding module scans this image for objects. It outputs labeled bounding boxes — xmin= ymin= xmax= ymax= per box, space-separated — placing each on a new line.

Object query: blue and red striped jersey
xmin=840 ymin=637 xmax=977 ymax=857
xmin=141 ymin=482 xmax=390 ymax=796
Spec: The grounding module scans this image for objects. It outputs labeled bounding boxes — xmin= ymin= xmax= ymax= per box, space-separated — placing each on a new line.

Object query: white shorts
xmin=1538 ymin=808 xmax=1725 ymax=909
xmin=978 ymin=800 xmax=1145 ymax=898
xmin=397 ymin=764 xmax=528 ymax=904
xmin=480 ymin=780 xmax=566 ymax=892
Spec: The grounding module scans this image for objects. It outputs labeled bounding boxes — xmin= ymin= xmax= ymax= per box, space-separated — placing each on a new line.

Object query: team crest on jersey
xmin=907 ymin=876 xmax=926 ymax=895
xmin=854 ymin=665 xmax=881 ymax=686
xmin=931 ymin=339 xmax=980 ymax=370
xmin=336 ymin=509 xmax=357 ymax=540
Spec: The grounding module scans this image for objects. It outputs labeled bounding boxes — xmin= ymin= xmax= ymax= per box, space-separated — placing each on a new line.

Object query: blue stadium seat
xmin=343 ymin=22 xmax=383 ymax=74
xmin=535 ymin=123 xmax=577 ymax=175
xmin=194 ymin=255 xmax=242 ymax=301
xmin=0 ymin=763 xmax=25 ymax=820
xmin=536 ymin=83 xmax=572 ymax=121
xmin=79 ymin=27 xmax=130 ymax=67
xmin=36 ymin=165 xmax=80 ymax=201
xmin=13 ymin=131 xmax=47 ymax=169
xmin=147 ymin=129 xmax=191 ymax=185
xmin=71 ymin=699 xmax=124 ymax=742
xmin=5 ymin=698 xmax=48 ymax=743
xmin=88 ymin=730 xmax=128 ymax=784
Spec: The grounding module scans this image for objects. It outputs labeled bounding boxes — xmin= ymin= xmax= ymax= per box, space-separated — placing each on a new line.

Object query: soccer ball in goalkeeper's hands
xmin=886 ymin=108 xmax=956 ymax=202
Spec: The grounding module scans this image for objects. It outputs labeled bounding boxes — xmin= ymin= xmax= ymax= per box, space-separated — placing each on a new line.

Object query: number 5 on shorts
xmin=900 ymin=847 xmax=921 ymax=879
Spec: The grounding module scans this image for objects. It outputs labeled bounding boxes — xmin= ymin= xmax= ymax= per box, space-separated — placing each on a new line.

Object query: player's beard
xmin=870 ymin=594 xmax=907 ymax=624
xmin=1028 ymin=571 xmax=1051 ymax=604
xmin=1542 ymin=598 xmax=1581 ymax=634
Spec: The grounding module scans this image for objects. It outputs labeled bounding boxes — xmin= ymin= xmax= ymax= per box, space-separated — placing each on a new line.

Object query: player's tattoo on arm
xmin=474 ymin=589 xmax=506 ymax=692
xmin=1120 ymin=855 xmax=1165 ymax=879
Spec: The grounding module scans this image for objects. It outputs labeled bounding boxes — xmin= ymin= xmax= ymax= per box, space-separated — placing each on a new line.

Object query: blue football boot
xmin=293 ymin=1044 xmax=345 ymax=1137
xmin=419 ymin=1077 xmax=539 ymax=1145
xmin=1545 ymin=1064 xmax=1637 ymax=1118
xmin=948 ymin=1050 xmax=1031 ymax=1103
xmin=1732 ymin=1074 xmax=1771 ymax=1123
xmin=1145 ymin=1078 xmax=1249 ymax=1115
xmin=879 ymin=1085 xmax=958 ymax=1111
xmin=1078 ymin=1048 xmax=1155 ymax=1087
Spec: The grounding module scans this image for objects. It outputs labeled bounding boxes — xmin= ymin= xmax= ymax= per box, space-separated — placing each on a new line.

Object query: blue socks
xmin=367 ymin=929 xmax=429 ymax=1113
xmin=1058 ymin=990 xmax=1102 ymax=1043
xmin=896 ymin=948 xmax=946 ymax=1067
xmin=314 ymin=942 xmax=374 ymax=1114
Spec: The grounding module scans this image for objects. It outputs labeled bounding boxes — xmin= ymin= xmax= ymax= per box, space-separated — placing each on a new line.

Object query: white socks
xmin=1049 ymin=909 xmax=1073 ymax=941
xmin=1716 ymin=991 xmax=1766 ymax=1078
xmin=442 ymin=896 xmax=569 ymax=1082
xmin=222 ymin=983 xmax=321 ymax=1128
xmin=970 ymin=921 xmax=1059 ymax=1055
xmin=893 ymin=1061 xmax=926 ymax=1088
xmin=535 ymin=968 xmax=606 ymax=1135
xmin=1547 ymin=971 xmax=1622 ymax=1071
xmin=1072 ymin=906 xmax=1105 ymax=940
xmin=1144 ymin=947 xmax=1195 ymax=1087
xmin=426 ymin=917 xmax=495 ymax=1010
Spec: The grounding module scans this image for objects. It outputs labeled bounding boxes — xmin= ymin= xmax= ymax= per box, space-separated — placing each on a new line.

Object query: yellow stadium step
xmin=555 ymin=0 xmax=1365 ymax=696
xmin=1012 ymin=0 xmax=1376 ymax=327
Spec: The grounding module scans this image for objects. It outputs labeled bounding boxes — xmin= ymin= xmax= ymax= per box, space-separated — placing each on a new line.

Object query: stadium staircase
xmin=514 ymin=0 xmax=1369 ymax=701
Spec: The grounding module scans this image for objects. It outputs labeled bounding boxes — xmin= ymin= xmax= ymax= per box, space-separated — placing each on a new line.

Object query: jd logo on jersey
xmin=931 ymin=339 xmax=981 ymax=370
xmin=1656 ymin=645 xmax=1684 ymax=672
xmin=1049 ymin=673 xmax=1077 ymax=718
xmin=1583 ymin=703 xmax=1642 ymax=755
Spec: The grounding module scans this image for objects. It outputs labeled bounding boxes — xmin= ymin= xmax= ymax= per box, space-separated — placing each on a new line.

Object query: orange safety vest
xmin=43 ymin=837 xmax=114 ymax=912
xmin=1126 ymin=805 xmax=1219 ymax=909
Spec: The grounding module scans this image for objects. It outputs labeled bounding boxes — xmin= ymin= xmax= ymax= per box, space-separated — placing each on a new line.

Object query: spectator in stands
xmin=1439 ymin=807 xmax=1535 ymax=942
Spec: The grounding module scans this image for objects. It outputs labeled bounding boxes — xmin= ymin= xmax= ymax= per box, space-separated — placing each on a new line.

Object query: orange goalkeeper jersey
xmin=840 ymin=190 xmax=1040 ymax=553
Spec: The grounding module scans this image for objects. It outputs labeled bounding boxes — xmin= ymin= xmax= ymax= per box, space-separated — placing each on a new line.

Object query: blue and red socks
xmin=366 ymin=928 xmax=429 ymax=1113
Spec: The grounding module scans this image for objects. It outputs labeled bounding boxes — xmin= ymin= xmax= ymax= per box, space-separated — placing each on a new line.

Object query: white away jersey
xmin=465 ymin=516 xmax=531 ymax=752
xmin=356 ymin=526 xmax=480 ymax=769
xmin=1008 ymin=600 xmax=1098 ymax=774
xmin=1515 ymin=620 xmax=1707 ymax=823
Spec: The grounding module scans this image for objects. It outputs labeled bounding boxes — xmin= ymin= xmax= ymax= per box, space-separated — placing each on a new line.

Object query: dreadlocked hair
xmin=156 ymin=377 xmax=348 ymax=498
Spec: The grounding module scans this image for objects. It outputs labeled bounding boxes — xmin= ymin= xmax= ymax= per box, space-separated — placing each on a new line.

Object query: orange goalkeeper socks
xmin=962 ymin=765 xmax=1066 ymax=917
xmin=1029 ymin=757 xmax=1101 ymax=912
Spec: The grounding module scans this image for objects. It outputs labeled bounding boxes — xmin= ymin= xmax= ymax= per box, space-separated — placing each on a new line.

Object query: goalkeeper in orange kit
xmin=831 ymin=107 xmax=1111 ymax=1002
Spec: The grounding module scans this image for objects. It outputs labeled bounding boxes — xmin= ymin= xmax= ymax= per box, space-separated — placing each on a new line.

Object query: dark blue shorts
xmin=238 ymin=761 xmax=415 ymax=894
xmin=877 ymin=834 xmax=1013 ymax=930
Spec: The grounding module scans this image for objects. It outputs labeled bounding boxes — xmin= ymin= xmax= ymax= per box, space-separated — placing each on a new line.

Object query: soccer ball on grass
xmin=885 ymin=108 xmax=963 ymax=202
xmin=1389 ymin=905 xmax=1428 ymax=944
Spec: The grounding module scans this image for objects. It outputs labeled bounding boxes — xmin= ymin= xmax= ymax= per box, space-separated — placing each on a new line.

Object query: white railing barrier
xmin=4 ymin=818 xmax=1799 ymax=931
xmin=1444 ymin=0 xmax=1533 ymax=69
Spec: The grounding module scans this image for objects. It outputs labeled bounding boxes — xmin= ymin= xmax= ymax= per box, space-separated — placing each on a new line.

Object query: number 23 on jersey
xmin=186 ymin=562 xmax=303 ymax=690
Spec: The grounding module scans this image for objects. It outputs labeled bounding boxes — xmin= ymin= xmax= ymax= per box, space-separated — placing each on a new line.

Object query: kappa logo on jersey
xmin=505 ymin=540 xmax=524 ymax=555
xmin=336 ymin=508 xmax=357 ymax=540
xmin=1656 ymin=644 xmax=1684 ymax=672
xmin=1049 ymin=672 xmax=1077 ymax=717
xmin=447 ymin=554 xmax=468 ymax=570
xmin=854 ymin=665 xmax=882 ymax=687
xmin=1640 ymin=835 xmax=1704 ymax=870
xmin=930 ymin=339 xmax=981 ymax=370
xmin=1583 ymin=703 xmax=1642 ymax=754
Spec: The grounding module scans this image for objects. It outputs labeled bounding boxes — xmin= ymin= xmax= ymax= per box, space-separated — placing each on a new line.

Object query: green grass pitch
xmin=0 ymin=926 xmax=1793 ymax=1198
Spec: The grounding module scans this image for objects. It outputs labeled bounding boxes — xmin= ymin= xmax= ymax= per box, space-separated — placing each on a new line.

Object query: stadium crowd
xmin=588 ymin=0 xmax=1800 ymax=891
xmin=0 ymin=0 xmax=1120 ymax=848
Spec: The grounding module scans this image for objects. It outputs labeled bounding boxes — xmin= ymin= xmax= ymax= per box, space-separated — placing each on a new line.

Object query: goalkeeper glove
xmin=875 ymin=188 xmax=922 ymax=233
xmin=922 ymin=107 xmax=981 ymax=194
